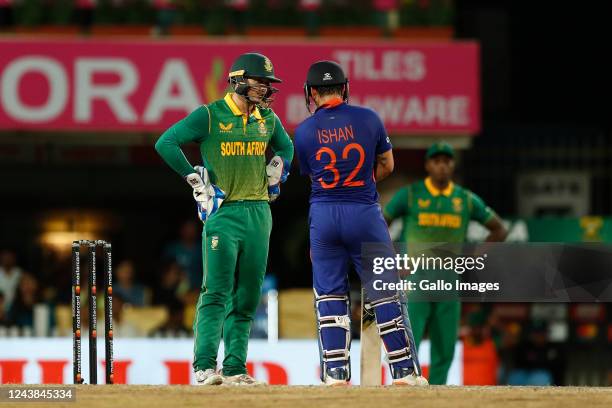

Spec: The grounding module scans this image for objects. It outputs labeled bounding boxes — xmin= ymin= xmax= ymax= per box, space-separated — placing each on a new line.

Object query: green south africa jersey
xmin=155 ymin=93 xmax=294 ymax=202
xmin=384 ymin=177 xmax=496 ymax=243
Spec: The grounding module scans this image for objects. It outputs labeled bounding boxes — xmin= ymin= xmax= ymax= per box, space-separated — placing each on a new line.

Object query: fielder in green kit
xmin=155 ymin=53 xmax=293 ymax=386
xmin=384 ymin=142 xmax=507 ymax=385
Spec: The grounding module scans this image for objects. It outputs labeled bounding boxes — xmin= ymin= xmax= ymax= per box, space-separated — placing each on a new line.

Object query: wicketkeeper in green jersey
xmin=384 ymin=142 xmax=507 ymax=385
xmin=155 ymin=53 xmax=294 ymax=386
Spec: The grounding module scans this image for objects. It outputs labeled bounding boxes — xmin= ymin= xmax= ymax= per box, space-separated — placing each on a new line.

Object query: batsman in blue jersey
xmin=295 ymin=61 xmax=428 ymax=386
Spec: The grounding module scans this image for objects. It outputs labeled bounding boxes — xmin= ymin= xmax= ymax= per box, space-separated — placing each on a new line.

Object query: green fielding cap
xmin=426 ymin=141 xmax=455 ymax=159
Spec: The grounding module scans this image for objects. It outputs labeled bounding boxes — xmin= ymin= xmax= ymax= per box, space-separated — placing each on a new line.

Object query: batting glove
xmin=185 ymin=166 xmax=226 ymax=223
xmin=266 ymin=156 xmax=290 ymax=202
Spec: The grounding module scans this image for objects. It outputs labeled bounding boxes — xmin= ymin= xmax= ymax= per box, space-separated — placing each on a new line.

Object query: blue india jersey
xmin=294 ymin=101 xmax=392 ymax=204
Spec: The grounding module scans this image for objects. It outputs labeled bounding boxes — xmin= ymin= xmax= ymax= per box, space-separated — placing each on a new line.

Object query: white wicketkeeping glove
xmin=266 ymin=156 xmax=289 ymax=202
xmin=185 ymin=166 xmax=225 ymax=223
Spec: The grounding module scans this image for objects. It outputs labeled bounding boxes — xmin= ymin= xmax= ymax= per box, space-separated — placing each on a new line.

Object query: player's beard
xmin=233 ymin=92 xmax=260 ymax=112
xmin=248 ymin=83 xmax=278 ymax=109
xmin=247 ymin=94 xmax=264 ymax=107
xmin=248 ymin=89 xmax=275 ymax=109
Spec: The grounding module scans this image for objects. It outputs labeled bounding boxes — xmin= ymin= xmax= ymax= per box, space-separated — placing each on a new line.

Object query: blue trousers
xmin=310 ymin=202 xmax=413 ymax=374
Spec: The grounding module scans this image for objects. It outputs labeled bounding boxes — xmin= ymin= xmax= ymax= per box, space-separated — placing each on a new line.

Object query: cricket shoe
xmin=194 ymin=369 xmax=223 ymax=386
xmin=222 ymin=373 xmax=267 ymax=386
xmin=392 ymin=367 xmax=429 ymax=386
xmin=323 ymin=367 xmax=349 ymax=387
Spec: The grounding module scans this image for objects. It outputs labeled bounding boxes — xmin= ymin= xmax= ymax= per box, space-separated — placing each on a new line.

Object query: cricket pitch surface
xmin=4 ymin=385 xmax=612 ymax=408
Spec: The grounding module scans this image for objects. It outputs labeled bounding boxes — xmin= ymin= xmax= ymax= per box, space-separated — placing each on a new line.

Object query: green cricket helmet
xmin=228 ymin=53 xmax=281 ymax=108
xmin=229 ymin=53 xmax=282 ymax=83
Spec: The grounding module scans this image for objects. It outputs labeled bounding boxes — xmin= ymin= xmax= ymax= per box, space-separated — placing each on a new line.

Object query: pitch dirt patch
xmin=3 ymin=385 xmax=612 ymax=408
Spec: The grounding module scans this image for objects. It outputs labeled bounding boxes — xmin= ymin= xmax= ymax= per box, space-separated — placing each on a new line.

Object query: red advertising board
xmin=0 ymin=38 xmax=479 ymax=134
xmin=0 ymin=338 xmax=466 ymax=385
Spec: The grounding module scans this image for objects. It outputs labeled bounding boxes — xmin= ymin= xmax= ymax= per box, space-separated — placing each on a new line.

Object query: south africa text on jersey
xmin=418 ymin=213 xmax=462 ymax=228
xmin=220 ymin=141 xmax=268 ymax=156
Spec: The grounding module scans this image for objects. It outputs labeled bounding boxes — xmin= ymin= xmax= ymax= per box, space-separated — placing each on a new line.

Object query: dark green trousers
xmin=408 ymin=300 xmax=460 ymax=385
xmin=192 ymin=201 xmax=272 ymax=375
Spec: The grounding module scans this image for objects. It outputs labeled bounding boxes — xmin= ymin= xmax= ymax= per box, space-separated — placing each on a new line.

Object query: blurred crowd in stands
xmin=0 ymin=220 xmax=204 ymax=337
xmin=0 ymin=0 xmax=453 ymax=36
xmin=351 ymin=296 xmax=610 ymax=385
xmin=0 ymin=219 xmax=274 ymax=339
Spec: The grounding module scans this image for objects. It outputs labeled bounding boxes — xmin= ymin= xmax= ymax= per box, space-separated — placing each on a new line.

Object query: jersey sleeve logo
xmin=580 ymin=216 xmax=603 ymax=241
xmin=211 ymin=236 xmax=219 ymax=250
xmin=452 ymin=197 xmax=463 ymax=212
xmin=219 ymin=122 xmax=234 ymax=132
xmin=418 ymin=198 xmax=431 ymax=209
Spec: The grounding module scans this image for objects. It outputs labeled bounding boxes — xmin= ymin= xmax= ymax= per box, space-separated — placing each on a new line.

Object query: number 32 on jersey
xmin=315 ymin=143 xmax=365 ymax=189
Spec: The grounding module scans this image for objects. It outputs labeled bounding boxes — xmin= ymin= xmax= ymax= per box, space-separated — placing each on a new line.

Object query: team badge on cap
xmin=264 ymin=57 xmax=273 ymax=72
